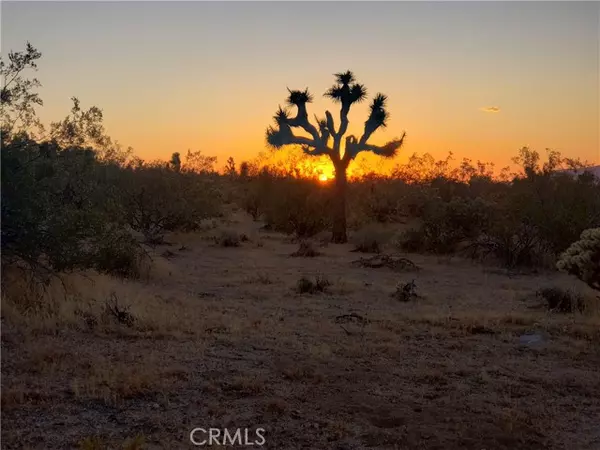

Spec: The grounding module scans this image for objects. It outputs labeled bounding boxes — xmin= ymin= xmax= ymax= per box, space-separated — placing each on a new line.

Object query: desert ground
xmin=2 ymin=211 xmax=599 ymax=450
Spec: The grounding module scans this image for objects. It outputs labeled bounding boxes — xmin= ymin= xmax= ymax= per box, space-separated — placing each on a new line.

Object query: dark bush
xmin=291 ymin=241 xmax=321 ymax=257
xmin=397 ymin=197 xmax=493 ymax=254
xmin=121 ymin=162 xmax=222 ymax=244
xmin=295 ymin=275 xmax=331 ymax=294
xmin=536 ymin=287 xmax=584 ymax=313
xmin=91 ymin=229 xmax=149 ymax=279
xmin=350 ymin=225 xmax=391 ymax=253
xmin=260 ymin=175 xmax=332 ymax=238
xmin=391 ymin=279 xmax=419 ymax=302
xmin=216 ymin=229 xmax=242 ymax=247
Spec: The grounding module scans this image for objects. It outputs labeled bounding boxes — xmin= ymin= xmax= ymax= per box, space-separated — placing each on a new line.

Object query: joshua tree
xmin=266 ymin=70 xmax=406 ymax=243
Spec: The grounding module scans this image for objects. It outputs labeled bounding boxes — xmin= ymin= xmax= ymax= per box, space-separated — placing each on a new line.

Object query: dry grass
xmin=2 ymin=213 xmax=600 ymax=449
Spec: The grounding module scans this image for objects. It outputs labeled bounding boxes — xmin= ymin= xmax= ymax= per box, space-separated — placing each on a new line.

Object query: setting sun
xmin=318 ymin=174 xmax=329 ymax=182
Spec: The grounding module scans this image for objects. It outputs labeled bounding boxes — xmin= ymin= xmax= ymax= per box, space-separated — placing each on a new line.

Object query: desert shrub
xmin=396 ymin=197 xmax=493 ymax=254
xmin=295 ymin=275 xmax=331 ymax=294
xmin=291 ymin=241 xmax=321 ymax=257
xmin=238 ymin=167 xmax=273 ymax=220
xmin=1 ymin=136 xmax=135 ymax=277
xmin=261 ymin=176 xmax=332 ymax=238
xmin=90 ymin=228 xmax=149 ymax=279
xmin=350 ymin=225 xmax=393 ymax=253
xmin=120 ymin=162 xmax=222 ymax=244
xmin=536 ymin=287 xmax=584 ymax=313
xmin=469 ymin=167 xmax=600 ymax=268
xmin=557 ymin=228 xmax=600 ymax=291
xmin=1 ymin=43 xmax=225 ymax=290
xmin=469 ymin=221 xmax=552 ymax=269
xmin=349 ymin=177 xmax=407 ymax=224
xmin=216 ymin=229 xmax=242 ymax=247
xmin=104 ymin=292 xmax=136 ymax=327
xmin=391 ymin=279 xmax=419 ymax=302
xmin=507 ymin=148 xmax=600 ymax=255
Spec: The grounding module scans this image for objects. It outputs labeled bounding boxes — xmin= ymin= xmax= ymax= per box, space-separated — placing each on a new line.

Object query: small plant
xmin=291 ymin=240 xmax=321 ymax=257
xmin=351 ymin=254 xmax=420 ymax=272
xmin=396 ymin=197 xmax=493 ymax=254
xmin=296 ymin=274 xmax=331 ymax=294
xmin=246 ymin=272 xmax=274 ymax=284
xmin=391 ymin=279 xmax=419 ymax=302
xmin=350 ymin=226 xmax=388 ymax=253
xmin=536 ymin=287 xmax=584 ymax=313
xmin=216 ymin=229 xmax=241 ymax=247
xmin=104 ymin=292 xmax=135 ymax=327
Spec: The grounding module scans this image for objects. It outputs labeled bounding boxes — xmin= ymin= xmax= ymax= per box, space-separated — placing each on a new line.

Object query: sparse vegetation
xmin=351 ymin=254 xmax=421 ymax=272
xmin=216 ymin=229 xmax=242 ymax=247
xmin=391 ymin=279 xmax=420 ymax=302
xmin=350 ymin=225 xmax=389 ymax=253
xmin=290 ymin=240 xmax=321 ymax=257
xmin=536 ymin=287 xmax=584 ymax=313
xmin=295 ymin=274 xmax=331 ymax=294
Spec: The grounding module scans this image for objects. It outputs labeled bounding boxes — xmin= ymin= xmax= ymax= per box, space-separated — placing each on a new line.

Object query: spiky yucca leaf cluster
xmin=324 ymin=70 xmax=368 ymax=106
xmin=367 ymin=94 xmax=389 ymax=128
xmin=274 ymin=106 xmax=290 ymax=125
xmin=286 ymin=88 xmax=313 ymax=106
xmin=556 ymin=227 xmax=600 ymax=291
xmin=265 ymin=122 xmax=292 ymax=148
xmin=359 ymin=93 xmax=390 ymax=146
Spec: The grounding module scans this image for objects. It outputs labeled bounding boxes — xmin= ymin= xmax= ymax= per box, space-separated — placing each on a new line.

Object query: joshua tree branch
xmin=343 ymin=132 xmax=406 ymax=163
xmin=288 ymin=115 xmax=322 ymax=144
xmin=337 ymin=104 xmax=350 ymax=139
xmin=266 ymin=124 xmax=332 ymax=155
xmin=301 ymin=144 xmax=330 ymax=156
xmin=325 ymin=111 xmax=336 ymax=138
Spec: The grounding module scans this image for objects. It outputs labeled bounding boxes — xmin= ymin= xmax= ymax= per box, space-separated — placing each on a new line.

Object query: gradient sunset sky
xmin=2 ymin=1 xmax=599 ymax=168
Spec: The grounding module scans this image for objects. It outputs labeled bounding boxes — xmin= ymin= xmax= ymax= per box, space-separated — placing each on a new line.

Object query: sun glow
xmin=318 ymin=173 xmax=329 ymax=182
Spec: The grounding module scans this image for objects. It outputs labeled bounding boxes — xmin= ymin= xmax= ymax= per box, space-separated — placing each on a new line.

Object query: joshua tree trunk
xmin=332 ymin=162 xmax=348 ymax=243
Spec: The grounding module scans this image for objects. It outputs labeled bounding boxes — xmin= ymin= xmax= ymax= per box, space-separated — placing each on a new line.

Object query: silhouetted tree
xmin=225 ymin=156 xmax=236 ymax=176
xmin=266 ymin=70 xmax=406 ymax=242
xmin=183 ymin=149 xmax=217 ymax=174
xmin=170 ymin=152 xmax=181 ymax=171
xmin=0 ymin=41 xmax=43 ymax=137
xmin=239 ymin=161 xmax=250 ymax=180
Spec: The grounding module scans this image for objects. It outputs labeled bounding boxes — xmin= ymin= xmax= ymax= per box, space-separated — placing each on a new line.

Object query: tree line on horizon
xmin=2 ymin=42 xmax=599 ymax=291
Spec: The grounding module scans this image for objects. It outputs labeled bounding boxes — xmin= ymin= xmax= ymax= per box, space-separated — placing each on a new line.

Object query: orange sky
xmin=2 ymin=1 xmax=599 ymax=170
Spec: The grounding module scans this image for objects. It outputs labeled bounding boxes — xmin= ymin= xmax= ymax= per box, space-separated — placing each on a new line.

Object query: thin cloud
xmin=480 ymin=106 xmax=500 ymax=113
